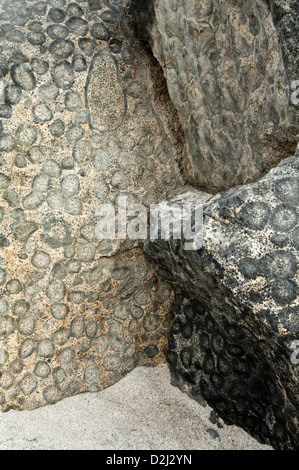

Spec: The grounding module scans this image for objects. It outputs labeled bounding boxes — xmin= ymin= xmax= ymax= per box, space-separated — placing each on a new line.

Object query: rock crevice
xmin=134 ymin=0 xmax=299 ymax=192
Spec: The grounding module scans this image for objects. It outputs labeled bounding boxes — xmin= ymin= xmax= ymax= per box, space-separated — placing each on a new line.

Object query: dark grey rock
xmin=0 ymin=61 xmax=9 ymax=78
xmin=70 ymin=318 xmax=85 ymax=338
xmin=72 ymin=54 xmax=87 ymax=72
xmin=103 ymin=355 xmax=121 ymax=371
xmin=32 ymin=173 xmax=51 ymax=193
xmin=19 ymin=338 xmax=36 ymax=359
xmin=7 ymin=30 xmax=25 ymax=43
xmin=73 ymin=140 xmax=92 ymax=164
xmin=271 ymin=279 xmax=297 ymax=306
xmin=8 ymin=51 xmax=28 ymax=66
xmin=51 ymin=61 xmax=74 ymax=89
xmin=87 ymin=0 xmax=102 ymax=11
xmin=65 ymin=90 xmax=82 ymax=111
xmin=52 ymin=262 xmax=67 ymax=279
xmin=111 ymin=336 xmax=126 ymax=353
xmin=43 ymin=219 xmax=71 ymax=248
xmin=0 ymin=268 xmax=6 ymax=287
xmin=206 ymin=428 xmax=220 ymax=440
xmin=128 ymin=319 xmax=140 ymax=333
xmin=27 ymin=31 xmax=46 ymax=45
xmin=17 ymin=317 xmax=35 ymax=336
xmin=11 ymin=220 xmax=38 ymax=242
xmin=0 ymin=105 xmax=12 ymax=119
xmin=131 ymin=305 xmax=144 ymax=319
xmin=240 ymin=202 xmax=271 ymax=231
xmin=77 ymin=243 xmax=96 ymax=262
xmin=100 ymin=10 xmax=119 ymax=24
xmin=22 ymin=191 xmax=45 ymax=210
xmin=49 ymin=119 xmax=65 ymax=138
xmin=31 ymin=250 xmax=51 ymax=269
xmin=109 ymin=39 xmax=122 ymax=54
xmin=3 ymin=189 xmax=19 ymax=207
xmin=51 ymin=303 xmax=69 ymax=320
xmin=6 ymin=279 xmax=22 ymax=294
xmin=11 ymin=63 xmax=36 ymax=91
xmin=65 ymin=16 xmax=89 ymax=36
xmin=43 ymin=385 xmax=62 ymax=404
xmin=90 ymin=22 xmax=110 ymax=41
xmin=49 ymin=39 xmax=75 ymax=59
xmin=144 ymin=155 xmax=299 ymax=450
xmin=134 ymin=0 xmax=299 ymax=193
xmin=32 ymin=2 xmax=48 ymax=16
xmin=38 ymin=84 xmax=59 ymax=102
xmin=59 ymin=346 xmax=75 ymax=365
xmin=144 ymin=344 xmax=159 ymax=358
xmin=91 ymin=336 xmax=108 ymax=354
xmin=66 ymin=260 xmax=81 ymax=274
xmin=66 ymin=124 xmax=84 ymax=142
xmin=28 ymin=21 xmax=43 ymax=32
xmin=27 ymin=147 xmax=45 ymax=164
xmin=46 ymin=280 xmax=65 ymax=303
xmin=121 ymin=47 xmax=136 ymax=65
xmin=34 ymin=361 xmax=51 ymax=378
xmin=32 ymin=103 xmax=53 ymax=124
xmin=47 ymin=24 xmax=68 ymax=39
xmin=66 ymin=3 xmax=83 ymax=17
xmin=113 ymin=303 xmax=129 ymax=320
xmin=84 ymin=364 xmax=100 ymax=385
xmin=0 ymin=172 xmax=9 ymax=189
xmin=112 ymin=267 xmax=130 ymax=281
xmin=5 ymin=85 xmax=22 ymax=105
xmin=61 ymin=156 xmax=74 ymax=170
xmin=48 ymin=7 xmax=66 ymax=23
xmin=143 ymin=314 xmax=160 ymax=332
xmin=12 ymin=299 xmax=30 ymax=316
xmin=50 ymin=0 xmax=66 ymax=8
xmin=30 ymin=58 xmax=49 ymax=75
xmin=274 ymin=177 xmax=299 ymax=206
xmin=94 ymin=180 xmax=109 ymax=199
xmin=78 ymin=38 xmax=96 ymax=56
xmin=61 ymin=174 xmax=80 ymax=197
xmin=270 ymin=205 xmax=297 ymax=232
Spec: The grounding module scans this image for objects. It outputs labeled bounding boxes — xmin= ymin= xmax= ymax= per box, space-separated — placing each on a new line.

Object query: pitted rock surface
xmin=133 ymin=0 xmax=299 ymax=193
xmin=144 ymin=152 xmax=299 ymax=450
xmin=0 ymin=0 xmax=184 ymax=411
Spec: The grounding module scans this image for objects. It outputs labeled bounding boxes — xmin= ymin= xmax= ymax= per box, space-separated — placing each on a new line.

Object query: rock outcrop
xmin=0 ymin=0 xmax=298 ymax=452
xmin=0 ymin=0 xmax=184 ymax=411
xmin=144 ymin=150 xmax=299 ymax=450
xmin=133 ymin=0 xmax=299 ymax=192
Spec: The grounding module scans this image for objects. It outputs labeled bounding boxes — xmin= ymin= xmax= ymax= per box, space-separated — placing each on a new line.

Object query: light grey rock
xmin=134 ymin=0 xmax=299 ymax=192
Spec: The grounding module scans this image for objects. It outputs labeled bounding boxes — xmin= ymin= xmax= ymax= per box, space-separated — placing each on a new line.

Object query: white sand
xmin=0 ymin=364 xmax=272 ymax=450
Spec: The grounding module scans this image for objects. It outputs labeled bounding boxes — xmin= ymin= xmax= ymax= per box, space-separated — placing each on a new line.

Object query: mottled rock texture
xmin=144 ymin=151 xmax=299 ymax=450
xmin=133 ymin=0 xmax=299 ymax=193
xmin=0 ymin=0 xmax=184 ymax=411
xmin=1 ymin=3 xmax=298 ymax=455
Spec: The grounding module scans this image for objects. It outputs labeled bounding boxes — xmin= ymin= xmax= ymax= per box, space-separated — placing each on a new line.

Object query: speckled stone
xmin=134 ymin=0 xmax=299 ymax=193
xmin=0 ymin=0 xmax=187 ymax=416
xmin=144 ymin=154 xmax=299 ymax=451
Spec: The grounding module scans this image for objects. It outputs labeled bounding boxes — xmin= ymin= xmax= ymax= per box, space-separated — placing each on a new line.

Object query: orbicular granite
xmin=0 ymin=0 xmax=184 ymax=411
xmin=133 ymin=0 xmax=299 ymax=193
xmin=144 ymin=152 xmax=299 ymax=450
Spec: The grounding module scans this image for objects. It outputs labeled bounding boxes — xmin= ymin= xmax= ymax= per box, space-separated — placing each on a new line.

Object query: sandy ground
xmin=0 ymin=364 xmax=272 ymax=450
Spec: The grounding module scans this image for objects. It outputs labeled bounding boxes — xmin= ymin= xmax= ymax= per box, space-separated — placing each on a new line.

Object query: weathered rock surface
xmin=0 ymin=0 xmax=184 ymax=411
xmin=133 ymin=0 xmax=299 ymax=193
xmin=144 ymin=151 xmax=299 ymax=450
